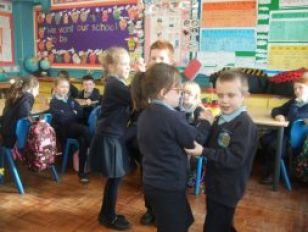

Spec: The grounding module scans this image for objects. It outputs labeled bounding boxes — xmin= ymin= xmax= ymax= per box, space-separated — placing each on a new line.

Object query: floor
xmin=0 ymin=161 xmax=307 ymax=232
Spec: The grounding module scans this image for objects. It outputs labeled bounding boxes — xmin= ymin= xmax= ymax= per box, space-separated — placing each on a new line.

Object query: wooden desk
xmin=0 ymin=98 xmax=49 ymax=117
xmin=248 ymin=107 xmax=289 ymax=191
xmin=0 ymin=81 xmax=12 ymax=98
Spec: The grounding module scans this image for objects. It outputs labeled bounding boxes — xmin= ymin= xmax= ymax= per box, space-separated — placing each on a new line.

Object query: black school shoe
xmin=98 ymin=214 xmax=131 ymax=230
xmin=140 ymin=211 xmax=155 ymax=225
xmin=259 ymin=175 xmax=273 ymax=185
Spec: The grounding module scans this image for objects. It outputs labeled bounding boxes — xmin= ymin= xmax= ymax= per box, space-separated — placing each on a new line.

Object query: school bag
xmin=295 ymin=136 xmax=308 ymax=183
xmin=24 ymin=120 xmax=57 ymax=172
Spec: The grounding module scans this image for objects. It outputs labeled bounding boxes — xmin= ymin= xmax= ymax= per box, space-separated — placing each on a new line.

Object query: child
xmin=260 ymin=72 xmax=308 ymax=184
xmin=77 ymin=74 xmax=101 ymax=123
xmin=58 ymin=70 xmax=79 ymax=98
xmin=133 ymin=40 xmax=175 ymax=73
xmin=89 ymin=47 xmax=133 ymax=230
xmin=185 ymin=69 xmax=258 ymax=232
xmin=181 ymin=81 xmax=212 ymax=187
xmin=131 ymin=40 xmax=176 ymax=225
xmin=0 ymin=77 xmax=39 ymax=148
xmin=134 ymin=63 xmax=209 ymax=232
xmin=49 ymin=77 xmax=91 ymax=183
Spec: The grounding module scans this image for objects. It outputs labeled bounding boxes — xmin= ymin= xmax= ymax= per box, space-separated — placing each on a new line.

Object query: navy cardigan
xmin=0 ymin=93 xmax=34 ymax=148
xmin=138 ymin=103 xmax=208 ymax=191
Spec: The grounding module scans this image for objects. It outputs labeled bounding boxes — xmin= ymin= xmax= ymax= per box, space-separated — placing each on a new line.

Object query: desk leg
xmin=273 ymin=127 xmax=284 ymax=191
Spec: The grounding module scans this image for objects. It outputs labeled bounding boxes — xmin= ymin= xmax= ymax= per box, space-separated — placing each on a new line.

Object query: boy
xmin=260 ymin=72 xmax=308 ymax=184
xmin=186 ymin=69 xmax=258 ymax=232
xmin=77 ymin=75 xmax=101 ymax=123
xmin=133 ymin=40 xmax=175 ymax=72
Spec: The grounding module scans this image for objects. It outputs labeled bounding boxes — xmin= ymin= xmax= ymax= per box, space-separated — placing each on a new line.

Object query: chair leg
xmin=0 ymin=148 xmax=4 ymax=184
xmin=51 ymin=165 xmax=60 ymax=182
xmin=61 ymin=142 xmax=71 ymax=174
xmin=5 ymin=149 xmax=25 ymax=194
xmin=194 ymin=156 xmax=203 ymax=196
xmin=280 ymin=159 xmax=292 ymax=191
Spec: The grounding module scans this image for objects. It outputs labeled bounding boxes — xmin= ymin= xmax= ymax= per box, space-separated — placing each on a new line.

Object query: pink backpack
xmin=24 ymin=120 xmax=57 ymax=172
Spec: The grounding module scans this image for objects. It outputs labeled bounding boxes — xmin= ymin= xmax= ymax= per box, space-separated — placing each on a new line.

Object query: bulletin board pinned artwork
xmin=0 ymin=11 xmax=14 ymax=66
xmin=143 ymin=0 xmax=193 ymax=67
xmin=34 ymin=0 xmax=144 ymax=68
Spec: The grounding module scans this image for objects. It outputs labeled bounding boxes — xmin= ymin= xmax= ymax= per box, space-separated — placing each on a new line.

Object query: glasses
xmin=170 ymin=87 xmax=183 ymax=94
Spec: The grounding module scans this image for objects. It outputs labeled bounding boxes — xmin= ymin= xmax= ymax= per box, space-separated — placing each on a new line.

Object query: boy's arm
xmin=203 ymin=121 xmax=257 ymax=169
xmin=271 ymin=99 xmax=293 ymax=118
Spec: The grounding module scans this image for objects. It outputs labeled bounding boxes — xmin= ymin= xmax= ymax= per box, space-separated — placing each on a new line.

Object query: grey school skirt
xmin=89 ymin=133 xmax=133 ymax=178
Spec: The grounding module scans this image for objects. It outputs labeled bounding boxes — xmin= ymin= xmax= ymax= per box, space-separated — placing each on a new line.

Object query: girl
xmin=181 ymin=81 xmax=212 ymax=187
xmin=90 ymin=47 xmax=133 ymax=230
xmin=49 ymin=77 xmax=91 ymax=183
xmin=0 ymin=77 xmax=39 ymax=148
xmin=134 ymin=63 xmax=208 ymax=232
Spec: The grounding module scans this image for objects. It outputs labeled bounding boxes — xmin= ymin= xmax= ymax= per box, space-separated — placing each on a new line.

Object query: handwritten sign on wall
xmin=35 ymin=0 xmax=143 ymax=68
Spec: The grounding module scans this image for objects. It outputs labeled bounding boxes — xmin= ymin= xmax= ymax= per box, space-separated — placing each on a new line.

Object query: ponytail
xmin=130 ymin=63 xmax=181 ymax=110
xmin=5 ymin=76 xmax=39 ymax=109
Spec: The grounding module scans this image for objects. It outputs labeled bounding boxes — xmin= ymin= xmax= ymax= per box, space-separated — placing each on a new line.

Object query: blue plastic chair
xmin=87 ymin=105 xmax=102 ymax=137
xmin=61 ymin=138 xmax=79 ymax=174
xmin=0 ymin=113 xmax=60 ymax=194
xmin=279 ymin=119 xmax=308 ymax=191
xmin=290 ymin=120 xmax=308 ymax=156
xmin=194 ymin=156 xmax=206 ymax=195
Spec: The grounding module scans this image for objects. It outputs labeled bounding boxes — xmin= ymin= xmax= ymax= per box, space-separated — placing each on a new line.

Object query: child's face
xmin=216 ymin=79 xmax=245 ymax=115
xmin=113 ymin=53 xmax=131 ymax=80
xmin=161 ymin=86 xmax=182 ymax=108
xmin=83 ymin=80 xmax=95 ymax=93
xmin=149 ymin=49 xmax=172 ymax=66
xmin=55 ymin=80 xmax=70 ymax=97
xmin=294 ymin=82 xmax=308 ymax=100
xmin=183 ymin=89 xmax=198 ymax=108
xmin=32 ymin=84 xmax=40 ymax=97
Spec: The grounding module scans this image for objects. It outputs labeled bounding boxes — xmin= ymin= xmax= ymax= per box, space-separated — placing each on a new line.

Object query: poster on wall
xmin=268 ymin=44 xmax=308 ymax=70
xmin=269 ymin=10 xmax=308 ymax=43
xmin=34 ymin=0 xmax=144 ymax=68
xmin=0 ymin=11 xmax=14 ymax=65
xmin=143 ymin=0 xmax=192 ymax=67
xmin=199 ymin=0 xmax=257 ymax=72
xmin=280 ymin=0 xmax=308 ymax=8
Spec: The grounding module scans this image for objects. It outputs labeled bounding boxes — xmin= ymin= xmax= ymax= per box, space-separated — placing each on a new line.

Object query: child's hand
xmin=274 ymin=115 xmax=286 ymax=122
xmin=184 ymin=141 xmax=203 ymax=157
xmin=86 ymin=99 xmax=92 ymax=105
xmin=199 ymin=109 xmax=214 ymax=125
xmin=132 ymin=57 xmax=146 ymax=72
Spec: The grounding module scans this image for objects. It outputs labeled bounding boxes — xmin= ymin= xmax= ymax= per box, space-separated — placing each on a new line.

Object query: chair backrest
xmin=87 ymin=105 xmax=102 ymax=136
xmin=290 ymin=119 xmax=308 ymax=155
xmin=15 ymin=113 xmax=53 ymax=150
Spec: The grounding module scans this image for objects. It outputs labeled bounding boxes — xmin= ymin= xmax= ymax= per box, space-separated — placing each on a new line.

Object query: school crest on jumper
xmin=218 ymin=131 xmax=231 ymax=148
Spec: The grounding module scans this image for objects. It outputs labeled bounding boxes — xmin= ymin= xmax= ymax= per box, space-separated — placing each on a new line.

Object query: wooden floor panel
xmin=0 ymin=164 xmax=307 ymax=232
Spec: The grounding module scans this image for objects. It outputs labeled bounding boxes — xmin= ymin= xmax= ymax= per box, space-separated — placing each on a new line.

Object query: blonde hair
xmin=54 ymin=76 xmax=69 ymax=87
xmin=183 ymin=81 xmax=201 ymax=99
xmin=182 ymin=81 xmax=202 ymax=110
xmin=100 ymin=47 xmax=129 ymax=77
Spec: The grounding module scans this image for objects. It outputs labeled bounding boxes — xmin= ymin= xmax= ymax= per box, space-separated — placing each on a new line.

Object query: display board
xmin=198 ymin=0 xmax=308 ymax=73
xmin=34 ymin=0 xmax=143 ymax=69
xmin=0 ymin=1 xmax=14 ymax=66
